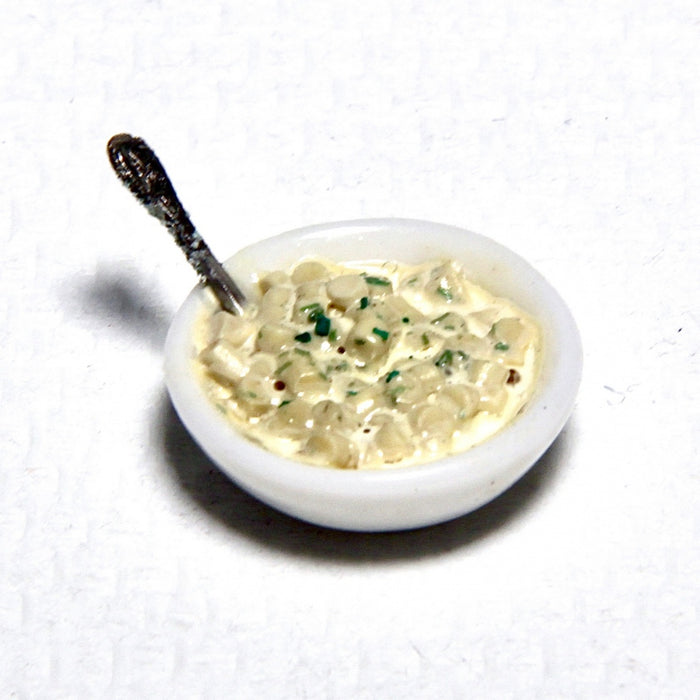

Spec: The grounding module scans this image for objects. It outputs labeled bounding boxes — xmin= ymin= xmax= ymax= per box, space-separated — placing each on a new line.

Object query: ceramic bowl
xmin=164 ymin=218 xmax=582 ymax=531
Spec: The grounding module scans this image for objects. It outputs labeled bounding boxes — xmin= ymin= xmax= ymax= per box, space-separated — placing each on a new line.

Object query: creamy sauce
xmin=193 ymin=258 xmax=541 ymax=469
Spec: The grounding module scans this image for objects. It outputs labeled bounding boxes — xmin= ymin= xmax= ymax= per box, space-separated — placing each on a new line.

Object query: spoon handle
xmin=107 ymin=133 xmax=246 ymax=315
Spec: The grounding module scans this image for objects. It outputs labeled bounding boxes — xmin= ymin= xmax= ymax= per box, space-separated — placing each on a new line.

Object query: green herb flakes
xmin=364 ymin=275 xmax=391 ymax=287
xmin=435 ymin=349 xmax=453 ymax=367
xmin=314 ymin=314 xmax=331 ymax=336
xmin=388 ymin=385 xmax=407 ymax=404
xmin=301 ymin=302 xmax=324 ymax=321
xmin=431 ymin=312 xmax=450 ymax=324
xmin=386 ymin=369 xmax=400 ymax=383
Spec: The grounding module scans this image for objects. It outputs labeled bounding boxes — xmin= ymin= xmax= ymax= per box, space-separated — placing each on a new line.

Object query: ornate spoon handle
xmin=107 ymin=133 xmax=246 ymax=315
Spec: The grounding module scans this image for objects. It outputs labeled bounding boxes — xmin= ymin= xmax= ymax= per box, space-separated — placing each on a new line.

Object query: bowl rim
xmin=164 ymin=217 xmax=582 ymax=530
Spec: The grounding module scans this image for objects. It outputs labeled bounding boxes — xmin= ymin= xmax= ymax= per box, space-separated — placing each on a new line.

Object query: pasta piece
xmin=439 ymin=384 xmax=480 ymax=420
xmin=430 ymin=311 xmax=467 ymax=334
xmin=312 ymin=400 xmax=357 ymax=434
xmin=260 ymin=286 xmax=294 ymax=322
xmin=409 ymin=403 xmax=457 ymax=443
xmin=466 ymin=307 xmax=499 ymax=338
xmin=277 ymin=355 xmax=330 ymax=397
xmin=209 ymin=311 xmax=255 ymax=348
xmin=401 ymin=327 xmax=445 ymax=360
xmin=374 ymin=420 xmax=413 ymax=463
xmin=293 ymin=283 xmax=330 ymax=324
xmin=383 ymin=373 xmax=426 ymax=411
xmin=403 ymin=362 xmax=443 ymax=393
xmin=376 ymin=296 xmax=425 ymax=326
xmin=259 ymin=270 xmax=291 ymax=294
xmin=479 ymin=386 xmax=508 ymax=413
xmin=256 ymin=323 xmax=296 ymax=353
xmin=247 ymin=353 xmax=277 ymax=378
xmin=236 ymin=373 xmax=277 ymax=416
xmin=266 ymin=400 xmax=313 ymax=439
xmin=468 ymin=359 xmax=509 ymax=388
xmin=491 ymin=317 xmax=533 ymax=364
xmin=200 ymin=374 xmax=233 ymax=402
xmin=455 ymin=332 xmax=490 ymax=359
xmin=327 ymin=274 xmax=369 ymax=311
xmin=291 ymin=260 xmax=329 ymax=284
xmin=200 ymin=339 xmax=247 ymax=385
xmin=303 ymin=431 xmax=358 ymax=469
xmin=346 ymin=382 xmax=386 ymax=415
xmin=347 ymin=316 xmax=394 ymax=364
xmin=427 ymin=262 xmax=468 ymax=304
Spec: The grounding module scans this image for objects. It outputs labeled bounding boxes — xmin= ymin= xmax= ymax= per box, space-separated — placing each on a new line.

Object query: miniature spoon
xmin=106 ymin=133 xmax=246 ymax=315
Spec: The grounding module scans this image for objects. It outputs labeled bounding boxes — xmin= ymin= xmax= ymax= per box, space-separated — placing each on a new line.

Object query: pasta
xmin=194 ymin=257 xmax=542 ymax=469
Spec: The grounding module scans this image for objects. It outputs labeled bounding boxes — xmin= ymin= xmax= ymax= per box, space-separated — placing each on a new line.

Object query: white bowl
xmin=164 ymin=218 xmax=582 ymax=531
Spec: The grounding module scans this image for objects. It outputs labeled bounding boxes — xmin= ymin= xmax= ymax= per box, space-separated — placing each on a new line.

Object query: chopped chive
xmin=294 ymin=347 xmax=311 ymax=356
xmin=421 ymin=332 xmax=430 ymax=347
xmin=363 ymin=275 xmax=391 ymax=286
xmin=386 ymin=369 xmax=400 ymax=383
xmin=314 ymin=314 xmax=331 ymax=336
xmin=301 ymin=302 xmax=323 ymax=312
xmin=278 ymin=400 xmax=292 ymax=408
xmin=407 ymin=277 xmax=418 ymax=285
xmin=431 ymin=312 xmax=450 ymax=324
xmin=495 ymin=341 xmax=510 ymax=351
xmin=372 ymin=327 xmax=389 ymax=341
xmin=437 ymin=286 xmax=453 ymax=301
xmin=346 ymin=390 xmax=359 ymax=396
xmin=276 ymin=360 xmax=293 ymax=374
xmin=245 ymin=391 xmax=258 ymax=398
xmin=300 ymin=303 xmax=325 ymax=322
xmin=328 ymin=328 xmax=338 ymax=341
xmin=402 ymin=317 xmax=410 ymax=323
xmin=435 ymin=349 xmax=454 ymax=367
xmin=388 ymin=385 xmax=406 ymax=404
xmin=294 ymin=331 xmax=312 ymax=343
xmin=359 ymin=296 xmax=369 ymax=309
xmin=354 ymin=338 xmax=366 ymax=345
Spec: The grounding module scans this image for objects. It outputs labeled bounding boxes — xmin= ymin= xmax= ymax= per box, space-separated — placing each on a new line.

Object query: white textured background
xmin=2 ymin=1 xmax=699 ymax=697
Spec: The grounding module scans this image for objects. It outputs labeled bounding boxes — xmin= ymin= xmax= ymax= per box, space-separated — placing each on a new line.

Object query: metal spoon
xmin=106 ymin=133 xmax=246 ymax=315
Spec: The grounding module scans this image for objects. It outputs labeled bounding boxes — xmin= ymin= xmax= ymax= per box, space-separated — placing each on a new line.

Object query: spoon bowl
xmin=165 ymin=218 xmax=582 ymax=531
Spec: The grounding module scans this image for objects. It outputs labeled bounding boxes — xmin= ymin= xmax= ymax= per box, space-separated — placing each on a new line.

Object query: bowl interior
xmin=164 ymin=219 xmax=582 ymax=531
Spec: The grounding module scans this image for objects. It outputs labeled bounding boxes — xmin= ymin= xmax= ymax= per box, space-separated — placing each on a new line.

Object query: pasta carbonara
xmin=193 ymin=258 xmax=541 ymax=469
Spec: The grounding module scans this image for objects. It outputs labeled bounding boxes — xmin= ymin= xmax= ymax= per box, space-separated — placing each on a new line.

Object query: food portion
xmin=193 ymin=258 xmax=541 ymax=469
